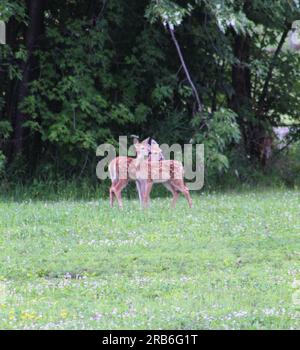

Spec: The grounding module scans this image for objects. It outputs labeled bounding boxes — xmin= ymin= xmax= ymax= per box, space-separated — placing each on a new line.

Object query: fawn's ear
xmin=131 ymin=135 xmax=140 ymax=144
xmin=141 ymin=137 xmax=149 ymax=145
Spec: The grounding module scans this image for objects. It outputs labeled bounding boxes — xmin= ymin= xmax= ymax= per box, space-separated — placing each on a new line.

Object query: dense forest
xmin=1 ymin=0 xmax=300 ymax=185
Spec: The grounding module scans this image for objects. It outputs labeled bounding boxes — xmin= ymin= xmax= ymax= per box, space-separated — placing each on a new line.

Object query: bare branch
xmin=257 ymin=24 xmax=292 ymax=116
xmin=167 ymin=23 xmax=204 ymax=118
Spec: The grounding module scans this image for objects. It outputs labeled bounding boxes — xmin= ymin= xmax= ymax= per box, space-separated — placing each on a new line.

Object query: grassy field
xmin=0 ymin=189 xmax=299 ymax=329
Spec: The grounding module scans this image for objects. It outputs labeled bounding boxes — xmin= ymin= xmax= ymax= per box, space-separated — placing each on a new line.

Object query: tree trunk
xmin=12 ymin=0 xmax=45 ymax=156
xmin=230 ymin=0 xmax=267 ymax=162
xmin=230 ymin=1 xmax=291 ymax=164
xmin=230 ymin=32 xmax=260 ymax=158
xmin=231 ymin=34 xmax=251 ymax=113
xmin=231 ymin=31 xmax=272 ymax=162
xmin=1 ymin=17 xmax=20 ymax=161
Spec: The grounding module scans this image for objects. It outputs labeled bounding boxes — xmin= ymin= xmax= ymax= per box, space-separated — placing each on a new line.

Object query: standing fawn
xmin=108 ymin=156 xmax=136 ymax=208
xmin=108 ymin=138 xmax=174 ymax=208
xmin=108 ymin=139 xmax=150 ymax=208
xmin=134 ymin=142 xmax=192 ymax=208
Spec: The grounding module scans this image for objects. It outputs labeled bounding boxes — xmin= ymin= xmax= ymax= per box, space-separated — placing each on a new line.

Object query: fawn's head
xmin=134 ymin=137 xmax=164 ymax=161
xmin=134 ymin=139 xmax=149 ymax=160
xmin=148 ymin=144 xmax=162 ymax=161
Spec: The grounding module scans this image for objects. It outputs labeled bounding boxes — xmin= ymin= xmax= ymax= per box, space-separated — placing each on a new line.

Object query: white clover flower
xmin=292 ymin=279 xmax=300 ymax=289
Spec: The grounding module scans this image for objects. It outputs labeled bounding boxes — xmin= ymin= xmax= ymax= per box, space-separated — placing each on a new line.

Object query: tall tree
xmin=12 ymin=0 xmax=45 ymax=156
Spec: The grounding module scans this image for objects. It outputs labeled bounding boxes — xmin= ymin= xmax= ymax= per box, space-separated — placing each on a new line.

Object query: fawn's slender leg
xmin=163 ymin=182 xmax=179 ymax=207
xmin=182 ymin=186 xmax=192 ymax=208
xmin=143 ymin=181 xmax=153 ymax=208
xmin=136 ymin=181 xmax=142 ymax=205
xmin=136 ymin=180 xmax=148 ymax=207
xmin=109 ymin=180 xmax=118 ymax=207
xmin=115 ymin=189 xmax=123 ymax=208
xmin=171 ymin=180 xmax=192 ymax=208
xmin=113 ymin=179 xmax=129 ymax=209
xmin=109 ymin=187 xmax=114 ymax=207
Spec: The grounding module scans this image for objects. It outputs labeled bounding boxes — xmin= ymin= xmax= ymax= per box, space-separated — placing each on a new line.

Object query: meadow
xmin=0 ymin=189 xmax=299 ymax=329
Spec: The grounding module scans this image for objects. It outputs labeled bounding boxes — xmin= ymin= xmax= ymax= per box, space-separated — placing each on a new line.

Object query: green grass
xmin=0 ymin=189 xmax=299 ymax=329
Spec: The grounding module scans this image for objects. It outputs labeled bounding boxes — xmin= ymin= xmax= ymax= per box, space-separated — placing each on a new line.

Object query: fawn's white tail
xmin=108 ymin=158 xmax=117 ymax=183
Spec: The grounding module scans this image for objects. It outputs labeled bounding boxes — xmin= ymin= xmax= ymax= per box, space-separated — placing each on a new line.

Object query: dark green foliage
xmin=1 ymin=0 xmax=300 ymax=184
